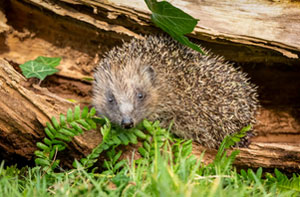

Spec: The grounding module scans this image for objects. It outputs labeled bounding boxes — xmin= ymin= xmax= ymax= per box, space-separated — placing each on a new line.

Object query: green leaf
xmin=113 ymin=151 xmax=123 ymax=164
xmin=103 ymin=160 xmax=110 ymax=169
xmin=73 ymin=160 xmax=83 ymax=168
xmin=46 ymin=122 xmax=57 ymax=135
xmin=59 ymin=128 xmax=76 ymax=137
xmin=112 ymin=173 xmax=130 ymax=187
xmin=65 ymin=127 xmax=79 ymax=135
xmin=76 ymin=119 xmax=90 ymax=130
xmin=60 ymin=114 xmax=66 ymax=127
xmin=35 ymin=158 xmax=50 ymax=166
xmin=80 ymin=158 xmax=88 ymax=166
xmin=89 ymin=107 xmax=96 ymax=117
xmin=51 ymin=160 xmax=60 ymax=169
xmin=143 ymin=141 xmax=151 ymax=151
xmin=51 ymin=117 xmax=60 ymax=130
xmin=107 ymin=149 xmax=116 ymax=159
xmin=118 ymin=133 xmax=129 ymax=145
xmin=70 ymin=122 xmax=83 ymax=134
xmin=101 ymin=117 xmax=111 ymax=142
xmin=138 ymin=147 xmax=148 ymax=157
xmin=74 ymin=106 xmax=81 ymax=120
xmin=67 ymin=99 xmax=78 ymax=103
xmin=49 ymin=148 xmax=56 ymax=160
xmin=44 ymin=128 xmax=54 ymax=139
xmin=67 ymin=108 xmax=73 ymax=122
xmin=51 ymin=139 xmax=65 ymax=145
xmin=113 ymin=160 xmax=126 ymax=171
xmin=34 ymin=150 xmax=45 ymax=158
xmin=145 ymin=0 xmax=204 ymax=54
xmin=92 ymin=117 xmax=106 ymax=124
xmin=125 ymin=132 xmax=138 ymax=144
xmin=240 ymin=124 xmax=252 ymax=133
xmin=112 ymin=135 xmax=121 ymax=145
xmin=55 ymin=133 xmax=71 ymax=142
xmin=82 ymin=77 xmax=94 ymax=81
xmin=19 ymin=60 xmax=58 ymax=80
xmin=143 ymin=119 xmax=154 ymax=134
xmin=53 ymin=144 xmax=66 ymax=151
xmin=275 ymin=168 xmax=284 ymax=180
xmin=133 ymin=128 xmax=147 ymax=139
xmin=35 ymin=56 xmax=61 ymax=67
xmin=86 ymin=119 xmax=97 ymax=129
xmin=43 ymin=138 xmax=52 ymax=146
xmin=240 ymin=169 xmax=247 ymax=179
xmin=256 ymin=167 xmax=263 ymax=180
xmin=81 ymin=106 xmax=89 ymax=119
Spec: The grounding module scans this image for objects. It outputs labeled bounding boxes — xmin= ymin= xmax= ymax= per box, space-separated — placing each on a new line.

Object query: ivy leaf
xmin=35 ymin=56 xmax=61 ymax=67
xmin=19 ymin=60 xmax=58 ymax=80
xmin=145 ymin=0 xmax=204 ymax=54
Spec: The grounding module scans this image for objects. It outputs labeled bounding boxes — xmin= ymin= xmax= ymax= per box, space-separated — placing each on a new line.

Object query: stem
xmin=38 ymin=79 xmax=42 ymax=86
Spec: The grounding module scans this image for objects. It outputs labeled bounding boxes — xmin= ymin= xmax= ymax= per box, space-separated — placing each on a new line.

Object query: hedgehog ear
xmin=144 ymin=66 xmax=156 ymax=84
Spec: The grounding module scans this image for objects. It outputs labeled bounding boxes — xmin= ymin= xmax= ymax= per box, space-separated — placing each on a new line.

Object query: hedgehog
xmin=92 ymin=35 xmax=259 ymax=148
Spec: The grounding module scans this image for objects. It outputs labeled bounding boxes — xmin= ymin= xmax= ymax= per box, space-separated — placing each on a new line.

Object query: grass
xmin=1 ymin=107 xmax=299 ymax=197
xmin=1 ymin=128 xmax=300 ymax=196
xmin=0 ymin=157 xmax=299 ymax=197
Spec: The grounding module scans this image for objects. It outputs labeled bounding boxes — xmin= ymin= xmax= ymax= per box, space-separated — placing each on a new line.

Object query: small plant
xmin=34 ymin=106 xmax=153 ymax=172
xmin=19 ymin=56 xmax=61 ymax=84
xmin=144 ymin=0 xmax=205 ymax=54
xmin=34 ymin=106 xmax=98 ymax=171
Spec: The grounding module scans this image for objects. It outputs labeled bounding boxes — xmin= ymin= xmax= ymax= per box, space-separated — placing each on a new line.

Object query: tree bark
xmin=0 ymin=0 xmax=299 ymax=171
xmin=0 ymin=58 xmax=103 ymax=164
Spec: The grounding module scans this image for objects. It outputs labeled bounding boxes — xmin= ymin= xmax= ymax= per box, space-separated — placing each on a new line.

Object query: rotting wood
xmin=0 ymin=58 xmax=300 ymax=171
xmin=192 ymin=143 xmax=300 ymax=170
xmin=106 ymin=0 xmax=300 ymax=59
xmin=0 ymin=58 xmax=101 ymax=163
xmin=34 ymin=0 xmax=300 ymax=59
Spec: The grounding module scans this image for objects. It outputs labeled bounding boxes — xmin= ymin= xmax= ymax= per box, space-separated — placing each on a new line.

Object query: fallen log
xmin=0 ymin=58 xmax=102 ymax=165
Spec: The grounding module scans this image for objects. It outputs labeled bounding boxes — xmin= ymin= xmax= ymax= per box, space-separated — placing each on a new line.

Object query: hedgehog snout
xmin=121 ymin=117 xmax=134 ymax=129
xmin=119 ymin=102 xmax=135 ymax=129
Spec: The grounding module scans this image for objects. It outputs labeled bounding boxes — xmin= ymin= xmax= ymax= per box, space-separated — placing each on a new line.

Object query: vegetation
xmin=0 ymin=106 xmax=300 ymax=196
xmin=19 ymin=56 xmax=61 ymax=84
xmin=145 ymin=0 xmax=205 ymax=54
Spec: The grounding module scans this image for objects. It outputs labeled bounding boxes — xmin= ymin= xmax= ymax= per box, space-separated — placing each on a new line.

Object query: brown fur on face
xmin=93 ymin=35 xmax=259 ymax=148
xmin=93 ymin=56 xmax=164 ymax=127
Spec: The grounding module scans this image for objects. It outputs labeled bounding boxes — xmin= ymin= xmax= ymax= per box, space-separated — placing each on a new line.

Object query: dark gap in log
xmin=41 ymin=75 xmax=92 ymax=104
xmin=190 ymin=36 xmax=300 ymax=66
xmin=3 ymin=0 xmax=126 ymax=59
xmin=0 ymin=150 xmax=35 ymax=168
xmin=36 ymin=0 xmax=157 ymax=35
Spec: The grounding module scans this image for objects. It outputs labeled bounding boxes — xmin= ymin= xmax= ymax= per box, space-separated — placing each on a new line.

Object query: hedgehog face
xmin=93 ymin=58 xmax=160 ymax=129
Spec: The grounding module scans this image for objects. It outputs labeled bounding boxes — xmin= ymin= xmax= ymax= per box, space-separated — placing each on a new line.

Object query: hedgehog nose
xmin=121 ymin=118 xmax=134 ymax=129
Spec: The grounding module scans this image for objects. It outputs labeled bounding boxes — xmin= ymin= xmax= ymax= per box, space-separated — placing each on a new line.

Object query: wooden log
xmin=0 ymin=57 xmax=299 ymax=171
xmin=0 ymin=58 xmax=101 ymax=164
xmin=193 ymin=143 xmax=300 ymax=170
xmin=106 ymin=0 xmax=300 ymax=59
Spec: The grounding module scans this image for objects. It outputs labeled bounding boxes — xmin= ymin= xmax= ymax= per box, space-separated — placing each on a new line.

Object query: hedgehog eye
xmin=107 ymin=94 xmax=115 ymax=103
xmin=137 ymin=92 xmax=145 ymax=100
xmin=108 ymin=97 xmax=113 ymax=102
